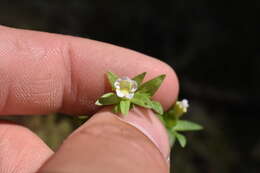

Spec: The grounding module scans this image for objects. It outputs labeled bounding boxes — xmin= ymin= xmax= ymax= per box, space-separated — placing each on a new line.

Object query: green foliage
xmin=174 ymin=131 xmax=187 ymax=148
xmin=160 ymin=100 xmax=203 ymax=148
xmin=96 ymin=72 xmax=165 ymax=115
xmin=131 ymin=92 xmax=153 ymax=108
xmin=120 ymin=100 xmax=131 ymax=115
xmin=138 ymin=74 xmax=166 ymax=97
xmin=151 ymin=100 xmax=164 ymax=115
xmin=107 ymin=72 xmax=119 ymax=90
xmin=95 ymin=92 xmax=120 ymax=105
xmin=113 ymin=104 xmax=120 ymax=113
xmin=173 ymin=120 xmax=203 ymax=131
xmin=132 ymin=72 xmax=146 ymax=86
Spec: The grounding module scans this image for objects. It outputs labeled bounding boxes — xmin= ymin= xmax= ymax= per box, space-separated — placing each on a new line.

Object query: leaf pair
xmin=159 ymin=101 xmax=203 ymax=148
xmin=168 ymin=120 xmax=203 ymax=147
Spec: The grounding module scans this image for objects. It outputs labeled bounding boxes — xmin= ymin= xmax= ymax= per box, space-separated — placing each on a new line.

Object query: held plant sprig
xmin=95 ymin=72 xmax=203 ymax=148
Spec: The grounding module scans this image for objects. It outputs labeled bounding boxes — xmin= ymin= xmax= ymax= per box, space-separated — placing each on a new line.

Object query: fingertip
xmin=0 ymin=121 xmax=53 ymax=173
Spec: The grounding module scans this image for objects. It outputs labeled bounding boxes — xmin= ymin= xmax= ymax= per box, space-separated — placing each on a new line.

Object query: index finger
xmin=0 ymin=25 xmax=179 ymax=115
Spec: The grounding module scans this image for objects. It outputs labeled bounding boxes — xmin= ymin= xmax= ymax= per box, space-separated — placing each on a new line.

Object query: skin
xmin=0 ymin=25 xmax=179 ymax=173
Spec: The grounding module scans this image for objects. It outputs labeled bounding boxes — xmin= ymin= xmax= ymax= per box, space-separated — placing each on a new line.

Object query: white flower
xmin=114 ymin=77 xmax=138 ymax=99
xmin=176 ymin=99 xmax=189 ymax=113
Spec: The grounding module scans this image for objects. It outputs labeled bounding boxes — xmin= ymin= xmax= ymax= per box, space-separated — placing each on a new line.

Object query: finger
xmin=39 ymin=108 xmax=169 ymax=173
xmin=0 ymin=121 xmax=53 ymax=173
xmin=0 ymin=25 xmax=179 ymax=115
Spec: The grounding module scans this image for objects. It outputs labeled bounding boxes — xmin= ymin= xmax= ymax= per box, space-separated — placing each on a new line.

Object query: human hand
xmin=0 ymin=25 xmax=179 ymax=173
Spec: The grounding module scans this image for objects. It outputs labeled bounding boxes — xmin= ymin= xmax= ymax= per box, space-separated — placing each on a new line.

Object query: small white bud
xmin=176 ymin=99 xmax=189 ymax=113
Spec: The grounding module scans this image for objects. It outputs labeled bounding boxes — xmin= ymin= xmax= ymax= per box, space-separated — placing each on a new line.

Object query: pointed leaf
xmin=151 ymin=101 xmax=164 ymax=115
xmin=174 ymin=131 xmax=187 ymax=148
xmin=174 ymin=120 xmax=203 ymax=131
xmin=131 ymin=92 xmax=152 ymax=108
xmin=132 ymin=72 xmax=146 ymax=86
xmin=107 ymin=72 xmax=119 ymax=90
xmin=95 ymin=92 xmax=120 ymax=105
xmin=138 ymin=74 xmax=166 ymax=96
xmin=120 ymin=100 xmax=131 ymax=115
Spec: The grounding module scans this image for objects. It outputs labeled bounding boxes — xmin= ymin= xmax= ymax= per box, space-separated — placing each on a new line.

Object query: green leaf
xmin=120 ymin=100 xmax=131 ymax=115
xmin=138 ymin=74 xmax=166 ymax=96
xmin=157 ymin=114 xmax=166 ymax=125
xmin=174 ymin=131 xmax=187 ymax=148
xmin=167 ymin=130 xmax=176 ymax=147
xmin=132 ymin=72 xmax=146 ymax=86
xmin=107 ymin=72 xmax=119 ymax=90
xmin=151 ymin=101 xmax=164 ymax=115
xmin=165 ymin=119 xmax=177 ymax=129
xmin=163 ymin=112 xmax=178 ymax=128
xmin=131 ymin=92 xmax=152 ymax=108
xmin=95 ymin=92 xmax=120 ymax=105
xmin=113 ymin=104 xmax=120 ymax=113
xmin=173 ymin=120 xmax=203 ymax=131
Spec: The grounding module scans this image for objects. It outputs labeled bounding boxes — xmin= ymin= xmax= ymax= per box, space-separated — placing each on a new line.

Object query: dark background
xmin=0 ymin=0 xmax=259 ymax=173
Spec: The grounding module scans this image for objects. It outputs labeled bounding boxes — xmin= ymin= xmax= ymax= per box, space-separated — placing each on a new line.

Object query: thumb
xmin=114 ymin=106 xmax=170 ymax=159
xmin=38 ymin=107 xmax=170 ymax=173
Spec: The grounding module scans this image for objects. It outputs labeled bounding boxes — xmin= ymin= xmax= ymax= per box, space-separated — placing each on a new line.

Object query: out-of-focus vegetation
xmin=0 ymin=0 xmax=259 ymax=173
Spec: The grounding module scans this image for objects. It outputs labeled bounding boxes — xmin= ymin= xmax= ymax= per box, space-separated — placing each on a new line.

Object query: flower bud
xmin=168 ymin=99 xmax=189 ymax=118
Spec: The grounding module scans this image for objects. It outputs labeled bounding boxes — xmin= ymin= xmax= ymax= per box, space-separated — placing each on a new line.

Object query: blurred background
xmin=0 ymin=0 xmax=259 ymax=172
